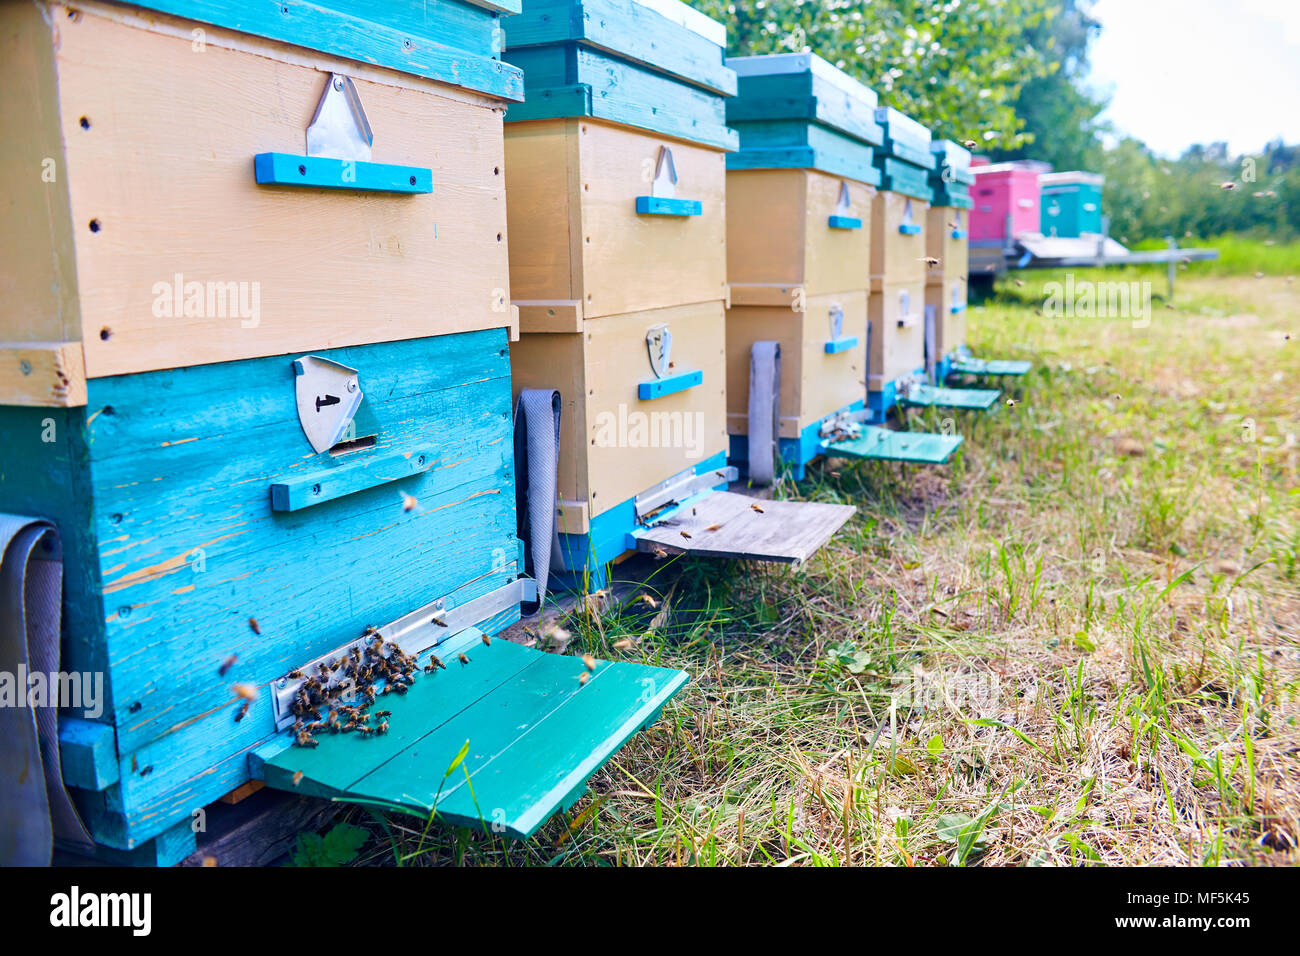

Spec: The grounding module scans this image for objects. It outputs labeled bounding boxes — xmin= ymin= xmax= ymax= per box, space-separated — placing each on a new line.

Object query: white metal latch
xmin=306 ymin=74 xmax=374 ymax=162
xmin=293 ymin=356 xmax=363 ymax=454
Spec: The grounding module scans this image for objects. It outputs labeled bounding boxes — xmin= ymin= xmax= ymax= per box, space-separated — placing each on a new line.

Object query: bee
xmin=918 ymin=256 xmax=940 ymax=268
xmin=962 ymin=140 xmax=977 ymax=149
xmin=295 ymin=731 xmax=318 ymax=749
xmin=375 ymin=710 xmax=391 ymax=718
xmin=218 ymin=654 xmax=238 ymax=677
xmin=292 ymin=771 xmax=304 ymax=787
xmin=392 ymin=681 xmax=409 ymax=695
xmin=458 ymin=652 xmax=470 ymax=666
xmin=357 ymin=725 xmax=375 ymax=737
xmin=638 ymin=594 xmax=659 ymax=609
xmin=578 ymin=672 xmax=590 ymax=686
xmin=401 ymin=492 xmax=418 ymax=512
xmin=234 ymin=701 xmax=250 ymax=722
xmin=430 ymin=655 xmax=446 ymax=670
xmin=750 ymin=503 xmax=765 ymax=514
xmin=1013 ymin=279 xmax=1025 ymax=287
xmin=431 ymin=614 xmax=449 ymax=628
xmin=706 ymin=523 xmax=722 ymax=531
xmin=1005 ymin=398 xmax=1019 ymax=408
xmin=948 ymin=221 xmax=961 ymax=230
xmin=680 ymin=530 xmax=692 ymax=540
xmin=613 ymin=639 xmax=635 ymax=651
xmin=248 ymin=617 xmax=261 ymax=635
xmin=481 ymin=632 xmax=492 ymax=646
xmin=287 ymin=669 xmax=303 ymax=680
xmin=328 ymin=712 xmax=341 ymax=732
xmin=377 ymin=721 xmax=389 ymax=735
xmin=1220 ymin=181 xmax=1236 ymax=190
xmin=650 ymin=546 xmax=670 ymax=560
xmin=581 ymin=654 xmax=596 ymax=672
xmin=341 ymin=721 xmax=356 ymax=733
xmin=364 ymin=686 xmax=377 ymax=704
xmin=232 ymin=683 xmax=259 ymax=701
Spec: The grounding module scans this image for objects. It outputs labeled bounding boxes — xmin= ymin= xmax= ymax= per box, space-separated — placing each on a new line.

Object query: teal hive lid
xmin=726 ymin=52 xmax=883 ymax=147
xmin=503 ymin=0 xmax=737 ymax=149
xmin=116 ymin=0 xmax=524 ymax=101
xmin=873 ymin=106 xmax=935 ymax=169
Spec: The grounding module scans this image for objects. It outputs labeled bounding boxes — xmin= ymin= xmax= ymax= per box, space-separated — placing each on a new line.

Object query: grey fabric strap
xmin=747 ymin=341 xmax=782 ymax=486
xmin=0 ymin=515 xmax=92 ymax=865
xmin=924 ymin=303 xmax=937 ymax=383
xmin=513 ymin=389 xmax=564 ymax=605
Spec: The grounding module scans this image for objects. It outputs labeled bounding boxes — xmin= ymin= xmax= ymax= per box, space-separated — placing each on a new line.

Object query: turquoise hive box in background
xmin=1040 ymin=170 xmax=1105 ymax=237
xmin=0 ymin=0 xmax=686 ymax=866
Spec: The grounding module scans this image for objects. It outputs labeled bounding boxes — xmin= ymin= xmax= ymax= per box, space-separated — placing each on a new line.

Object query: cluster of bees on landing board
xmin=285 ymin=625 xmax=477 ymax=748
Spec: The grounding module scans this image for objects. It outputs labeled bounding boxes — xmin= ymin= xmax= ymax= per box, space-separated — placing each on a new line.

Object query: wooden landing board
xmin=950 ymin=357 xmax=1033 ymax=377
xmin=903 ymin=384 xmax=1001 ymax=411
xmin=826 ymin=425 xmax=963 ymax=464
xmin=633 ymin=491 xmax=854 ymax=564
xmin=257 ymin=631 xmax=687 ymax=841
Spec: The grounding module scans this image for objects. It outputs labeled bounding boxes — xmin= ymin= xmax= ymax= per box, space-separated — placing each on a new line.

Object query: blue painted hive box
xmin=722 ymin=54 xmax=895 ymax=477
xmin=1040 ymin=171 xmax=1105 ymax=237
xmin=0 ymin=0 xmax=687 ymax=865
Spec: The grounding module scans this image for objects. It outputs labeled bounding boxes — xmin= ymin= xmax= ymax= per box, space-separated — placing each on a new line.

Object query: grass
xmin=342 ymin=252 xmax=1299 ymax=867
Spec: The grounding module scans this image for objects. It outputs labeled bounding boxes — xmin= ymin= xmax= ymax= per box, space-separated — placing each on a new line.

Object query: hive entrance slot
xmin=329 ymin=434 xmax=377 ymax=456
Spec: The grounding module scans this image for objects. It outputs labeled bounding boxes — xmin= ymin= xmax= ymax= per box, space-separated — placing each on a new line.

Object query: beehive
xmin=866 ymin=108 xmax=934 ymax=416
xmin=723 ymin=53 xmax=880 ymax=479
xmin=1040 ymin=171 xmax=1105 ymax=238
xmin=925 ymin=140 xmax=975 ymax=376
xmin=969 ymin=160 xmax=1049 ymax=245
xmin=0 ymin=0 xmax=686 ymax=864
xmin=504 ymin=1 xmax=854 ymax=579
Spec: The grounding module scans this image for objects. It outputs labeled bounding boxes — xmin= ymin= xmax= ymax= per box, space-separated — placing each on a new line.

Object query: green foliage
xmin=288 ymin=822 xmax=369 ymax=867
xmin=689 ymin=0 xmax=1059 ymax=150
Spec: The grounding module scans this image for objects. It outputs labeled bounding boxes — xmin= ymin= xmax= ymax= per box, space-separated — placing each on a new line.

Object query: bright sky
xmin=1087 ymin=0 xmax=1300 ymax=157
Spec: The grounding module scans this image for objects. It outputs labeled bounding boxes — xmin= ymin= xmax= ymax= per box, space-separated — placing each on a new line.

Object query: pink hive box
xmin=969 ymin=160 xmax=1050 ymax=245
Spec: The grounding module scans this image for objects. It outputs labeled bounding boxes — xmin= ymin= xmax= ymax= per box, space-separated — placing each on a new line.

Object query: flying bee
xmin=680 ymin=531 xmax=692 ymax=540
xmin=234 ymin=701 xmax=250 ymax=722
xmin=218 ymin=654 xmax=238 ymax=677
xmin=231 ymin=683 xmax=259 ymax=701
xmin=962 ymin=139 xmax=977 ymax=149
xmin=1220 ymin=181 xmax=1236 ymax=190
xmin=582 ymin=654 xmax=596 ymax=672
xmin=918 ymin=256 xmax=940 ymax=268
xmin=458 ymin=653 xmax=470 ymax=666
xmin=292 ymin=771 xmax=304 ymax=787
xmin=578 ymin=672 xmax=590 ymax=686
xmin=750 ymin=503 xmax=765 ymax=514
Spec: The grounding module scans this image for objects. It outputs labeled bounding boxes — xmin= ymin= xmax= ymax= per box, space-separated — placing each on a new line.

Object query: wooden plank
xmin=926 ymin=204 xmax=969 ymax=286
xmin=634 ymin=491 xmax=854 ymax=564
xmin=903 ymin=384 xmax=1001 ymax=411
xmin=578 ymin=121 xmax=728 ymax=318
xmin=728 ymin=283 xmax=805 ymax=308
xmin=868 ymin=280 xmax=927 ymax=388
xmin=0 ymin=4 xmax=80 ymax=348
xmin=950 ymin=357 xmax=1033 ymax=377
xmin=53 ymin=8 xmax=512 ymax=378
xmin=259 ymin=635 xmax=688 ymax=839
xmin=583 ymin=300 xmax=728 ymax=519
xmin=826 ymin=426 xmax=963 ymax=464
xmin=217 ymin=781 xmax=265 ymax=805
xmin=180 ymin=788 xmax=342 ymax=867
xmin=0 ymin=342 xmax=87 ymax=407
xmin=269 ymin=447 xmax=437 ymax=512
xmin=252 ymin=152 xmax=433 ymax=193
xmin=514 ymin=300 xmax=584 ymax=333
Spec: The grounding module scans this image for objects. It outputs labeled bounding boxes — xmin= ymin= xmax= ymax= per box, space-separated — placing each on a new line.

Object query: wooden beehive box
xmin=0 ymin=0 xmax=688 ymax=865
xmin=866 ymin=108 xmax=933 ymax=415
xmin=1040 ymin=171 xmax=1105 ymax=238
xmin=722 ymin=53 xmax=881 ymax=478
xmin=925 ymin=140 xmax=975 ymax=367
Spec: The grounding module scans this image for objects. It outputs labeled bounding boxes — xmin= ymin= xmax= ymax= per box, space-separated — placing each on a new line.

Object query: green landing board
xmin=950 ymin=357 xmax=1033 ymax=377
xmin=826 ymin=425 xmax=963 ymax=464
xmin=258 ymin=631 xmax=687 ymax=840
xmin=903 ymin=384 xmax=1001 ymax=411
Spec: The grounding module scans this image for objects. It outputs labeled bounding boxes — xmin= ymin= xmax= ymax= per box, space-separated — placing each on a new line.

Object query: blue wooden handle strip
xmin=270 ymin=448 xmax=436 ymax=512
xmin=254 ymin=153 xmax=433 ymax=194
xmin=824 ymin=336 xmax=859 ymax=354
xmin=950 ymin=303 xmax=967 ymax=314
xmin=898 ymin=223 xmax=922 ymax=235
xmin=951 ymin=229 xmax=967 ymax=239
xmin=827 ymin=215 xmax=862 ymax=230
xmin=638 ymin=369 xmax=703 ymax=400
xmin=635 ymin=196 xmax=703 ymax=216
